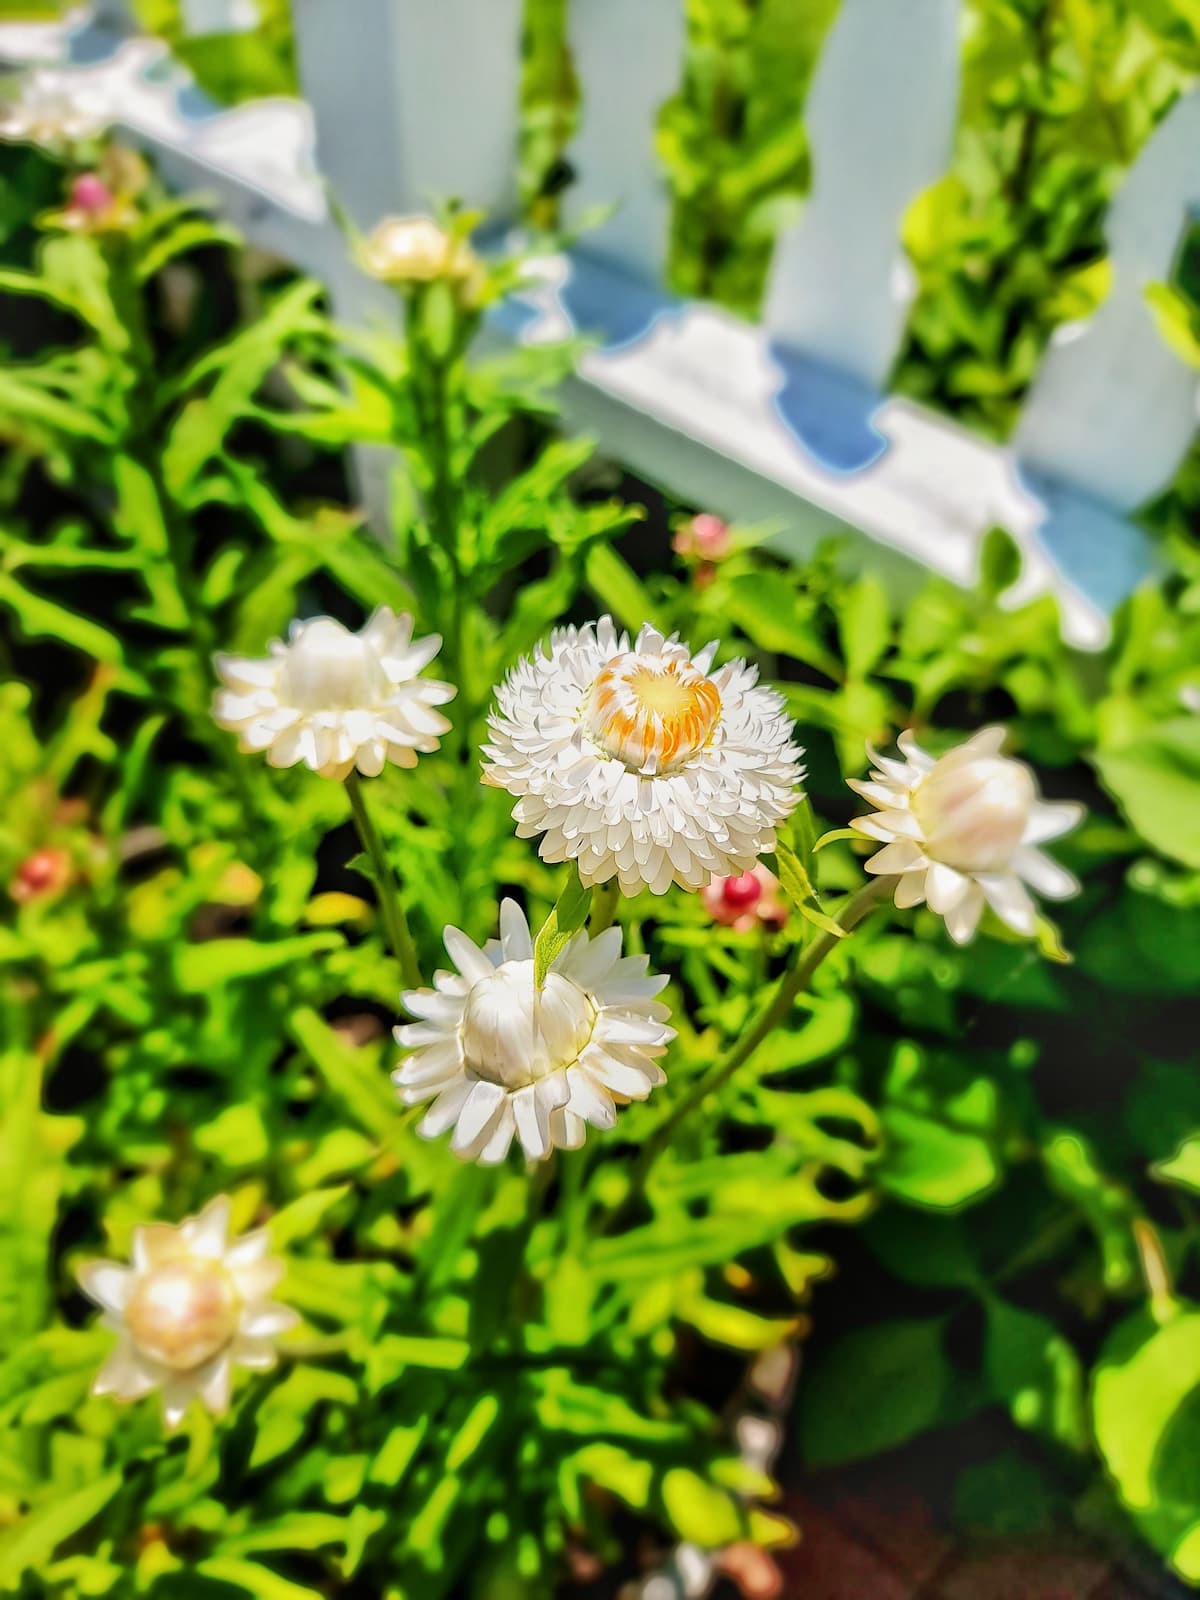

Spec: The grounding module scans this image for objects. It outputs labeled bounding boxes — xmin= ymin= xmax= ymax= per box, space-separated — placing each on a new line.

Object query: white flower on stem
xmin=0 ymin=69 xmax=107 ymax=149
xmin=359 ymin=214 xmax=477 ymax=285
xmin=482 ymin=618 xmax=803 ymax=895
xmin=213 ymin=608 xmax=455 ymax=781
xmin=393 ymin=899 xmax=674 ymax=1163
xmin=849 ymin=727 xmax=1083 ymax=945
xmin=77 ymin=1196 xmax=297 ymax=1429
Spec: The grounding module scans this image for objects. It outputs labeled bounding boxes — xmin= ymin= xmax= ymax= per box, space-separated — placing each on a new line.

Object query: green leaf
xmin=196 ymin=1557 xmax=324 ymax=1600
xmin=533 ymin=867 xmax=592 ymax=989
xmin=879 ymin=1046 xmax=1002 ymax=1210
xmin=173 ymin=934 xmax=340 ymax=992
xmin=725 ymin=572 xmax=842 ymax=679
xmin=584 ymin=542 xmax=662 ymax=634
xmin=661 ymin=1468 xmax=745 ymax=1549
xmin=0 ymin=571 xmax=124 ymax=666
xmin=773 ymin=829 xmax=844 ymax=939
xmin=799 ymin=1318 xmax=958 ymax=1467
xmin=1094 ymin=719 xmax=1200 ymax=868
xmin=984 ymin=1297 xmax=1087 ymax=1451
xmin=1146 ymin=282 xmax=1200 ymax=368
xmin=1042 ymin=1131 xmax=1139 ymax=1293
xmin=978 ymin=526 xmax=1023 ymax=599
xmin=1153 ymin=1137 xmax=1200 ymax=1195
xmin=288 ymin=1007 xmax=398 ymax=1144
xmin=270 ymin=1185 xmax=352 ymax=1249
xmin=838 ymin=573 xmax=892 ymax=679
xmin=1093 ymin=1305 xmax=1200 ymax=1578
xmin=0 ymin=1471 xmax=122 ymax=1584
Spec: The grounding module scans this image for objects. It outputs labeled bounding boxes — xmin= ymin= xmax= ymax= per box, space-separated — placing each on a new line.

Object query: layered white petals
xmin=77 ymin=1197 xmax=297 ymax=1429
xmin=213 ymin=607 xmax=455 ymax=781
xmin=392 ymin=900 xmax=674 ymax=1163
xmin=482 ymin=618 xmax=804 ymax=895
xmin=850 ymin=728 xmax=1082 ymax=945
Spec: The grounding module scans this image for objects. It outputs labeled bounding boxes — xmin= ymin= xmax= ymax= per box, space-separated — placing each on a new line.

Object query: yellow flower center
xmin=587 ymin=654 xmax=721 ymax=772
xmin=125 ymin=1257 xmax=241 ymax=1372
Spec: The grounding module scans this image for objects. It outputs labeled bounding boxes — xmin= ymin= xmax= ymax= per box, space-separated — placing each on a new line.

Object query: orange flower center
xmin=587 ymin=654 xmax=721 ymax=772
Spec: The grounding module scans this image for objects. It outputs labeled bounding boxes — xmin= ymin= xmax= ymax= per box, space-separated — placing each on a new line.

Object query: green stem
xmin=345 ymin=772 xmax=423 ymax=991
xmin=589 ymin=878 xmax=620 ymax=936
xmin=624 ymin=877 xmax=889 ymax=1205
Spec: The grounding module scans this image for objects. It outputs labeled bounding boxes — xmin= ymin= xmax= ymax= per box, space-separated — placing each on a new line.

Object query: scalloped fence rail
xmin=3 ymin=0 xmax=1197 ymax=650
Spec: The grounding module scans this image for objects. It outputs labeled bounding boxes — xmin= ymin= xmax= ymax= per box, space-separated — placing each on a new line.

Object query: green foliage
xmin=2 ymin=12 xmax=1200 ymax=1572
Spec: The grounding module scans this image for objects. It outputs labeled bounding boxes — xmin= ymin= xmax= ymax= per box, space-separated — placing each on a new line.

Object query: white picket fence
xmin=3 ymin=0 xmax=1198 ymax=648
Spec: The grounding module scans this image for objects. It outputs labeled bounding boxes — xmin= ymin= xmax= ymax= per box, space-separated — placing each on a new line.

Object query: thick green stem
xmin=345 ymin=772 xmax=423 ymax=991
xmin=625 ymin=877 xmax=889 ymax=1204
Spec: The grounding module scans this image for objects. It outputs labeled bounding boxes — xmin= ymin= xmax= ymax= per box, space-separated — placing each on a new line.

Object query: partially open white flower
xmin=849 ymin=727 xmax=1083 ymax=945
xmin=213 ymin=608 xmax=455 ymax=781
xmin=359 ymin=214 xmax=477 ymax=285
xmin=77 ymin=1196 xmax=297 ymax=1429
xmin=0 ymin=69 xmax=107 ymax=149
xmin=393 ymin=900 xmax=674 ymax=1163
xmin=482 ymin=618 xmax=803 ymax=895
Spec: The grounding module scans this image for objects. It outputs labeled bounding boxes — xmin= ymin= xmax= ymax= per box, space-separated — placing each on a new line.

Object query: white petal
xmin=442 ymin=926 xmax=496 ymax=984
xmin=925 ymin=861 xmax=970 ymax=914
xmin=181 ymin=1196 xmax=232 ymax=1258
xmin=417 ymin=1076 xmax=473 ymax=1135
xmin=77 ymin=1260 xmax=134 ymax=1316
xmin=197 ymin=1352 xmax=233 ymax=1416
xmin=93 ymin=1339 xmax=158 ymax=1400
xmin=1024 ymin=800 xmax=1085 ymax=844
xmin=224 ymin=1228 xmax=271 ymax=1271
xmin=232 ymin=1336 xmax=280 ymax=1371
xmin=511 ymin=1084 xmax=551 ymax=1161
xmin=978 ymin=872 xmax=1038 ymax=936
xmin=943 ymin=882 xmax=985 ymax=945
xmin=476 ymin=1107 xmax=516 ymax=1166
xmin=449 ymin=1081 xmax=508 ymax=1156
xmin=1014 ymin=845 xmax=1078 ymax=901
xmin=893 ymin=870 xmax=927 ymax=910
xmin=239 ymin=1303 xmax=299 ymax=1339
xmin=160 ymin=1379 xmax=196 ymax=1430
xmin=865 ymin=839 xmax=927 ymax=876
xmin=498 ymin=899 xmax=533 ymax=962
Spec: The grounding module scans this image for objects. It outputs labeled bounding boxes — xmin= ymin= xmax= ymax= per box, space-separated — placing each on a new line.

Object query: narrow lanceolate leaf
xmin=533 ymin=868 xmax=593 ymax=989
xmin=774 ymin=830 xmax=845 ymax=940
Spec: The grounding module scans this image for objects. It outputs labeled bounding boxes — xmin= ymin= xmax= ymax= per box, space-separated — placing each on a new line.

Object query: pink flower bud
xmin=673 ymin=513 xmax=731 ymax=565
xmin=69 ymin=174 xmax=114 ymax=215
xmin=702 ymin=865 xmax=787 ymax=931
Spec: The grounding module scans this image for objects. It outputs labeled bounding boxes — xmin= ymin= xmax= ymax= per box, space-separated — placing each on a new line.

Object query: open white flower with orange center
xmin=482 ymin=618 xmax=803 ymax=895
xmin=213 ymin=607 xmax=455 ymax=781
xmin=393 ymin=900 xmax=674 ymax=1163
xmin=849 ymin=728 xmax=1083 ymax=945
xmin=77 ymin=1196 xmax=296 ymax=1429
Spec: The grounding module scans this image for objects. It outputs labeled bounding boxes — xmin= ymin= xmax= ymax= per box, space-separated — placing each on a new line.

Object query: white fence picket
xmin=763 ymin=0 xmax=961 ymax=389
xmin=563 ymin=0 xmax=685 ymax=280
xmin=291 ymin=0 xmax=524 ymax=232
xmin=1014 ymin=87 xmax=1200 ymax=510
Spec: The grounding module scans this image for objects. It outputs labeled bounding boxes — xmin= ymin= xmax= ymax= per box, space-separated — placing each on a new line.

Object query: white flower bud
xmin=461 ymin=963 xmax=596 ymax=1091
xmin=911 ymin=751 xmax=1035 ymax=873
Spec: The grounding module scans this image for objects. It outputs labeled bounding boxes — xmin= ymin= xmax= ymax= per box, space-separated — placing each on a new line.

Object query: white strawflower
xmin=359 ymin=214 xmax=477 ymax=285
xmin=849 ymin=727 xmax=1083 ymax=945
xmin=393 ymin=899 xmax=674 ymax=1163
xmin=77 ymin=1195 xmax=297 ymax=1430
xmin=482 ymin=618 xmax=803 ymax=895
xmin=0 ymin=69 xmax=107 ymax=149
xmin=213 ymin=607 xmax=455 ymax=781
